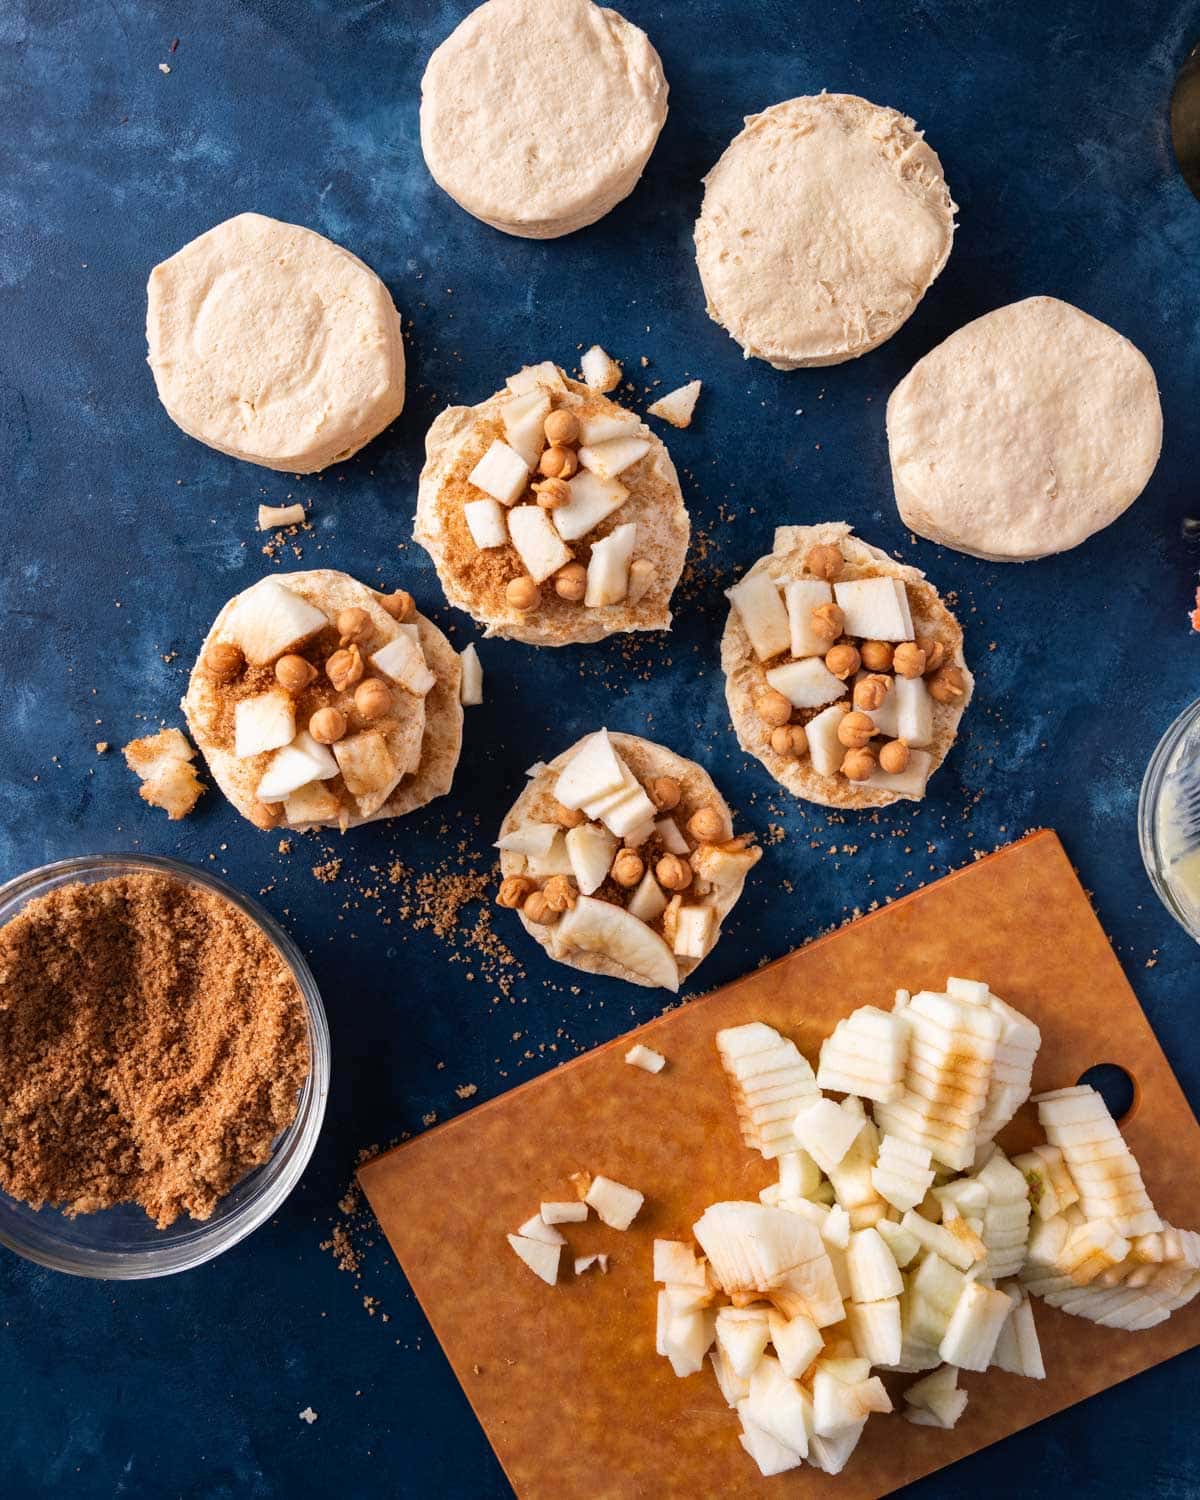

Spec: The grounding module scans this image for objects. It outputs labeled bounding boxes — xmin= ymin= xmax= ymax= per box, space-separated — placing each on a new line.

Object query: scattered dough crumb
xmin=123 ymin=728 xmax=204 ymax=820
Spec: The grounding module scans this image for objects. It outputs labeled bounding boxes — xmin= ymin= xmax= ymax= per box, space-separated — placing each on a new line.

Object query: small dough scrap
xmin=886 ymin=296 xmax=1162 ymax=561
xmin=124 ymin=728 xmax=205 ymax=820
xmin=694 ymin=94 xmax=955 ymax=368
xmin=147 ymin=213 xmax=405 ymax=472
xmin=420 ymin=0 xmax=668 ymax=239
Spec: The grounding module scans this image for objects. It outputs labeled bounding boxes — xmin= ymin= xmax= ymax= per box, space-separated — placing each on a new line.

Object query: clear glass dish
xmin=1139 ymin=696 xmax=1200 ymax=945
xmin=0 ymin=854 xmax=329 ymax=1279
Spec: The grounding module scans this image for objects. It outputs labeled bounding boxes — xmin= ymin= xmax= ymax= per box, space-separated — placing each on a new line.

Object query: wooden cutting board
xmin=359 ymin=831 xmax=1200 ymax=1499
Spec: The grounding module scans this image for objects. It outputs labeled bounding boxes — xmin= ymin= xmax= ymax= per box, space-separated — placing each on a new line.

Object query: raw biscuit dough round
xmin=722 ymin=524 xmax=972 ymax=810
xmin=886 ymin=297 xmax=1163 ymax=561
xmin=146 ymin=213 xmax=405 ymax=473
xmin=413 ymin=365 xmax=690 ymax=647
xmin=419 ymin=0 xmax=668 ymax=239
xmin=183 ymin=570 xmax=461 ymax=831
xmin=694 ymin=94 xmax=955 ymax=369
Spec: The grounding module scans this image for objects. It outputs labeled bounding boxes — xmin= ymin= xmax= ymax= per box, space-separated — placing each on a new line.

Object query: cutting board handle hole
xmin=1075 ymin=1063 xmax=1138 ymax=1124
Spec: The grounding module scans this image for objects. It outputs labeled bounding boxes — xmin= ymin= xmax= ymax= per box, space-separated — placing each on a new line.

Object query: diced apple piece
xmin=694 ymin=1202 xmax=824 ymax=1295
xmin=939 ymin=1280 xmax=1013 ymax=1371
xmin=506 ymin=362 xmax=565 ymax=395
xmin=585 ymin=523 xmax=637 ymax=606
xmin=655 ymin=817 xmax=689 ymax=855
xmin=333 ymin=731 xmax=397 ymax=805
xmin=227 ymin=578 xmax=328 ymax=666
xmin=690 ymin=840 xmax=762 ymax=889
xmin=894 ymin=674 xmax=934 ymax=747
xmin=648 ymin=379 xmax=701 ymax=429
xmin=769 ymin=1310 xmax=823 ymax=1379
xmin=370 ymin=633 xmax=436 ymax=695
xmin=834 ymin=576 xmax=914 ymax=641
xmin=507 ymin=505 xmax=573 ymax=583
xmin=234 ymin=690 xmax=296 ymax=758
xmin=577 ymin=410 xmax=639 ymax=445
xmin=581 ymin=344 xmax=621 ymax=392
xmin=256 ymin=731 xmax=339 ymax=802
xmin=468 ymin=439 xmax=529 ymax=506
xmin=725 ymin=574 xmax=790 ymax=661
xmin=565 ymin=821 xmax=618 ymax=895
xmin=496 ymin=822 xmax=559 ymax=857
xmin=578 ymin=437 xmax=650 ymax=480
xmin=501 ymin=388 xmax=551 ymax=469
xmin=738 ymin=1415 xmax=804 ymax=1478
xmin=464 ymin=497 xmax=508 ymax=550
xmin=743 ymin=1356 xmax=813 ymax=1457
xmin=459 ymin=643 xmax=483 ymax=706
xmin=584 ymin=1173 xmax=644 ymax=1230
xmin=857 ymin=671 xmax=901 ymax=738
xmin=283 ymin=780 xmax=341 ymax=825
xmin=625 ymin=1042 xmax=666 ymax=1074
xmin=601 ymin=786 xmax=658 ymax=841
xmin=673 ymin=903 xmax=716 ymax=959
xmin=554 ymin=729 xmax=626 ymax=809
xmin=552 ymin=469 xmax=629 ymax=541
xmin=793 ymin=1098 xmax=864 ymax=1174
xmin=803 ymin=701 xmax=849 ymax=776
xmin=653 ymin=1240 xmax=706 ymax=1286
xmin=517 ymin=1214 xmax=566 ymax=1246
xmin=627 ymin=869 xmax=668 ymax=924
xmin=845 ymin=1297 xmax=902 ymax=1366
xmin=574 ymin=1253 xmax=608 ymax=1275
xmin=862 ymin=748 xmax=933 ymax=800
xmin=257 ymin=502 xmax=305 ymax=530
xmin=555 ymin=894 xmax=679 ymax=990
xmin=626 ymin=558 xmax=657 ymax=606
xmin=847 ymin=1228 xmax=904 ymax=1303
xmin=506 ymin=1233 xmax=560 ymax=1286
xmin=785 ymin=579 xmax=836 ymax=657
xmin=524 ymin=831 xmax=574 ymax=878
xmin=766 ymin=658 xmax=845 ymax=710
xmin=663 ymin=1303 xmax=717 ymax=1377
xmin=541 ymin=1200 xmax=588 ymax=1225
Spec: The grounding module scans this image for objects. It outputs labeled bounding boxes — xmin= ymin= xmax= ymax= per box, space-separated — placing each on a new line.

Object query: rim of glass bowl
xmin=1138 ymin=696 xmax=1200 ymax=945
xmin=0 ymin=853 xmax=330 ymax=1279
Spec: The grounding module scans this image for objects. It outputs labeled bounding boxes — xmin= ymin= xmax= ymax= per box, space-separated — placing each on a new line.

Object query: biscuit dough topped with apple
xmin=414 ymin=362 xmax=690 ymax=646
xmin=496 ymin=730 xmax=760 ymax=990
xmin=722 ymin=525 xmax=972 ymax=807
xmin=183 ymin=570 xmax=462 ymax=831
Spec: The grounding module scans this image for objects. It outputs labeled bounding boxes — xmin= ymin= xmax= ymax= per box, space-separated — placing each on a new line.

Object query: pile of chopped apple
xmin=651 ymin=978 xmax=1200 ymax=1478
xmin=496 ymin=729 xmax=760 ymax=990
xmin=204 ymin=577 xmax=435 ymax=830
xmin=463 ymin=364 xmax=661 ymax=617
xmin=726 ymin=540 xmax=968 ymax=798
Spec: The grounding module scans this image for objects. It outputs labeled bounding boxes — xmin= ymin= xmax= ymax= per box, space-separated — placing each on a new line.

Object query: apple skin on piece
xmin=725 ymin=573 xmax=791 ymax=661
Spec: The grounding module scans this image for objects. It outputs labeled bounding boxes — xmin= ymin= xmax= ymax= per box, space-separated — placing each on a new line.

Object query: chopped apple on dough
xmin=554 ymin=895 xmax=679 ymax=990
xmin=691 ymin=839 xmax=762 ymax=889
xmin=508 ymin=505 xmax=573 ymax=583
xmin=256 ymin=730 xmax=339 ymax=803
xmin=332 ymin=730 xmax=399 ymax=814
xmin=862 ymin=748 xmax=933 ymax=800
xmin=585 ymin=1174 xmax=644 ymax=1230
xmin=577 ymin=410 xmax=639 ymax=445
xmin=804 ymin=701 xmax=850 ymax=777
xmin=725 ymin=573 xmax=790 ymax=661
xmin=565 ymin=821 xmax=618 ymax=895
xmin=468 ymin=439 xmax=529 ymax=506
xmin=673 ymin=902 xmax=716 ymax=959
xmin=554 ymin=729 xmax=627 ymax=809
xmin=227 ymin=578 xmax=328 ymax=666
xmin=766 ymin=657 xmax=846 ymax=710
xmin=496 ymin=822 xmax=559 ymax=857
xmin=123 ymin=727 xmax=205 ymax=820
xmin=284 ymin=779 xmax=342 ymax=825
xmin=552 ymin=469 xmax=629 ymax=542
xmin=647 ymin=379 xmax=701 ymax=429
xmin=501 ymin=388 xmax=551 ymax=469
xmin=581 ymin=344 xmax=622 ymax=392
xmin=507 ymin=361 xmax=565 ymax=395
xmin=585 ymin=523 xmax=637 ymax=606
xmin=234 ymin=690 xmax=296 ymax=759
xmin=627 ymin=868 xmax=668 ymax=924
xmin=833 ymin=576 xmax=914 ymax=641
xmin=370 ymin=633 xmax=436 ymax=696
xmin=464 ymin=497 xmax=508 ymax=550
xmin=578 ymin=436 xmax=650 ymax=480
xmin=626 ymin=558 xmax=657 ymax=606
xmin=785 ymin=579 xmax=836 ymax=657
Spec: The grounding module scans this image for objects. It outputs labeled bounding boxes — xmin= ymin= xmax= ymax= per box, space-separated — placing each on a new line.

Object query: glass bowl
xmin=1139 ymin=696 xmax=1200 ymax=945
xmin=0 ymin=854 xmax=329 ymax=1279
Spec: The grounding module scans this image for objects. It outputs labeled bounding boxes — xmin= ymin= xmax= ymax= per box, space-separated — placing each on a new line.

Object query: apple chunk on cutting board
xmin=358 ymin=832 xmax=1200 ymax=1500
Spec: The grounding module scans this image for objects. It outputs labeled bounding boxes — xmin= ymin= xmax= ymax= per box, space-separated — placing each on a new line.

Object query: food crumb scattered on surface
xmin=299 ymin=1407 xmax=318 ymax=1425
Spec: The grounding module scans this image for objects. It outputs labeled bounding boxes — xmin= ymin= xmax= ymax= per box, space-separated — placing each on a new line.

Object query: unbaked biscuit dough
xmin=414 ymin=363 xmax=690 ymax=647
xmin=147 ymin=214 xmax=405 ymax=473
xmin=886 ymin=297 xmax=1163 ymax=561
xmin=419 ymin=0 xmax=668 ymax=239
xmin=694 ymin=94 xmax=955 ymax=368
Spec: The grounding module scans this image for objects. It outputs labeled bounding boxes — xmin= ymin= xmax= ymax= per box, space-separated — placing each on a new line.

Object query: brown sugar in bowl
xmin=0 ymin=854 xmax=329 ymax=1279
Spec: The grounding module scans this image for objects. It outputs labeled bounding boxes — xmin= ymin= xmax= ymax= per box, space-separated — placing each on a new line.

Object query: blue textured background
xmin=3 ymin=1 xmax=1200 ymax=1495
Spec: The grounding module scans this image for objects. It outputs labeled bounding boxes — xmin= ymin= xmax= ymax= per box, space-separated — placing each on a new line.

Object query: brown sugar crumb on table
xmin=0 ymin=872 xmax=310 ymax=1228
